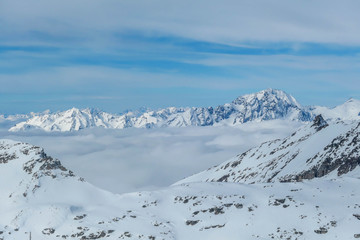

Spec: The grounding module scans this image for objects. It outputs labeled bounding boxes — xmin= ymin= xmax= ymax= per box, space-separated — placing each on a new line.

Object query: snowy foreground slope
xmin=9 ymin=89 xmax=311 ymax=132
xmin=177 ymin=116 xmax=360 ymax=184
xmin=1 ymin=118 xmax=360 ymax=239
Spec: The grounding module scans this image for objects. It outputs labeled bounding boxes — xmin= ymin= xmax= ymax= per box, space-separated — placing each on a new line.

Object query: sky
xmin=1 ymin=0 xmax=360 ymax=114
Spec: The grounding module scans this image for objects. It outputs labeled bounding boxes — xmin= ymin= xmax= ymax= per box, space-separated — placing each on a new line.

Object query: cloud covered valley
xmin=1 ymin=120 xmax=301 ymax=193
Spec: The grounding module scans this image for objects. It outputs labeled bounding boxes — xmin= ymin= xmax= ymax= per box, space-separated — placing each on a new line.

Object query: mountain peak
xmin=233 ymin=89 xmax=301 ymax=108
xmin=68 ymin=107 xmax=80 ymax=112
xmin=227 ymin=89 xmax=305 ymax=124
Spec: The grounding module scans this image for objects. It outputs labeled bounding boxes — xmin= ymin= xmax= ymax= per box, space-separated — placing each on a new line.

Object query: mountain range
xmin=0 ymin=115 xmax=360 ymax=239
xmin=8 ymin=88 xmax=360 ymax=132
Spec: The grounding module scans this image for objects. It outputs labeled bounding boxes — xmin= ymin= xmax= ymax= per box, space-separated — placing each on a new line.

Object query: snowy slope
xmin=310 ymin=98 xmax=360 ymax=121
xmin=177 ymin=116 xmax=360 ymax=185
xmin=9 ymin=89 xmax=312 ymax=132
xmin=0 ymin=139 xmax=360 ymax=239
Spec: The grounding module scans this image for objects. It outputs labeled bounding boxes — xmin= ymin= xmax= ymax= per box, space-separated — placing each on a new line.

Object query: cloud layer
xmin=3 ymin=120 xmax=302 ymax=193
xmin=1 ymin=0 xmax=360 ymax=113
xmin=2 ymin=0 xmax=360 ymax=45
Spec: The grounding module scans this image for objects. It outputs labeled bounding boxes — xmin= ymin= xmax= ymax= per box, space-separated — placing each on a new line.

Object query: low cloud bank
xmin=1 ymin=120 xmax=302 ymax=193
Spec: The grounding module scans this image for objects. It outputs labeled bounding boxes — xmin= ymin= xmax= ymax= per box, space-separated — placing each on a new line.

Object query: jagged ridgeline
xmin=8 ymin=88 xmax=360 ymax=132
xmin=9 ymin=89 xmax=313 ymax=132
xmin=177 ymin=115 xmax=360 ymax=184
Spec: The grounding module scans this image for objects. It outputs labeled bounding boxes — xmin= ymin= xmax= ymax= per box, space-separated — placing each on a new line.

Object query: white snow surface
xmin=310 ymin=98 xmax=360 ymax=121
xmin=0 ymin=139 xmax=360 ymax=239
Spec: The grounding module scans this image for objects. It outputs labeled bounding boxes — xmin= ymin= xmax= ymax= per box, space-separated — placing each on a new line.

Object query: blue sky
xmin=1 ymin=0 xmax=360 ymax=114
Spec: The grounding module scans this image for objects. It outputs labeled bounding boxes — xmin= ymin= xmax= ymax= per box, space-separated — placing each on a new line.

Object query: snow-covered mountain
xmin=8 ymin=108 xmax=136 ymax=132
xmin=1 ymin=130 xmax=360 ymax=239
xmin=8 ymin=89 xmax=360 ymax=132
xmin=177 ymin=116 xmax=360 ymax=185
xmin=9 ymin=89 xmax=312 ymax=132
xmin=310 ymin=98 xmax=360 ymax=121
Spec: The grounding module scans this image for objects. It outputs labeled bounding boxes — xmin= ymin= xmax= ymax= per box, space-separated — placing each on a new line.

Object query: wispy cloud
xmin=1 ymin=0 xmax=360 ymax=113
xmin=2 ymin=0 xmax=360 ymax=46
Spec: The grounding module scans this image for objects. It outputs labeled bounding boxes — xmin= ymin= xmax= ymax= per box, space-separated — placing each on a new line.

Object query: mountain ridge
xmin=8 ymin=88 xmax=360 ymax=132
xmin=8 ymin=89 xmax=311 ymax=132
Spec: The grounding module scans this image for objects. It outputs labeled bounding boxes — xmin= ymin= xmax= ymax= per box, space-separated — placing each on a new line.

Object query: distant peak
xmin=68 ymin=107 xmax=81 ymax=112
xmin=311 ymin=115 xmax=328 ymax=131
xmin=61 ymin=107 xmax=84 ymax=118
xmin=233 ymin=89 xmax=301 ymax=108
xmin=344 ymin=97 xmax=360 ymax=104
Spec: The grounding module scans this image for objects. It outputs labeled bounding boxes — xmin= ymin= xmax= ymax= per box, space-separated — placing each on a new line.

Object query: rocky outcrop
xmin=311 ymin=115 xmax=328 ymax=131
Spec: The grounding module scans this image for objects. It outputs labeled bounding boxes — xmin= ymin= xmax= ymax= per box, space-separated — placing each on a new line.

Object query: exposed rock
xmin=314 ymin=227 xmax=328 ymax=234
xmin=185 ymin=220 xmax=199 ymax=226
xmin=311 ymin=115 xmax=328 ymax=131
xmin=42 ymin=228 xmax=55 ymax=235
